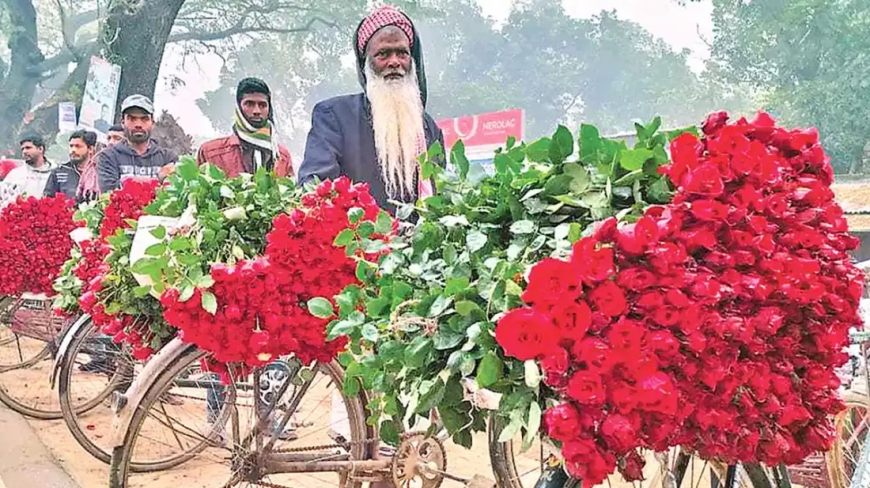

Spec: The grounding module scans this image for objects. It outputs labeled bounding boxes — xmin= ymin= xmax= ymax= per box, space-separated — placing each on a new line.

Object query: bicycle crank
xmin=392 ymin=432 xmax=449 ymax=488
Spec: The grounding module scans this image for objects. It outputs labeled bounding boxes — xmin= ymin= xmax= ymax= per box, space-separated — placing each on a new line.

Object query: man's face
xmin=68 ymin=137 xmax=91 ymax=164
xmin=107 ymin=131 xmax=124 ymax=147
xmin=240 ymin=93 xmax=270 ymax=128
xmin=367 ymin=27 xmax=412 ymax=82
xmin=20 ymin=141 xmax=43 ymax=165
xmin=123 ymin=109 xmax=153 ymax=144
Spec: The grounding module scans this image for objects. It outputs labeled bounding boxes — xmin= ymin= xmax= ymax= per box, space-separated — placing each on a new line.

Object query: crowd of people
xmin=0 ymin=4 xmax=441 ymax=472
xmin=0 ymin=3 xmax=442 ymax=214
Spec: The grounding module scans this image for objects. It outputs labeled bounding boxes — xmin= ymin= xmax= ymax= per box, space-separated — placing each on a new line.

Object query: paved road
xmin=0 ymin=404 xmax=80 ymax=488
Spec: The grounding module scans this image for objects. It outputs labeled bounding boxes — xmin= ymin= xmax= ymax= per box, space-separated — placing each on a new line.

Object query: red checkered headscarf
xmin=357 ymin=4 xmax=415 ymax=54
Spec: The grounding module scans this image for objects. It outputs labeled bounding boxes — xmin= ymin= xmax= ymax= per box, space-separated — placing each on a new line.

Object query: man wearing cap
xmin=298 ymin=4 xmax=444 ymax=213
xmin=197 ymin=78 xmax=293 ymax=178
xmin=97 ymin=94 xmax=177 ymax=192
xmin=44 ymin=129 xmax=101 ymax=202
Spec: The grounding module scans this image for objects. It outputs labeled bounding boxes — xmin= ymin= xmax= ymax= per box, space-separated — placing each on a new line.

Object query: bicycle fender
xmin=108 ymin=337 xmax=195 ymax=449
xmin=49 ymin=314 xmax=93 ymax=389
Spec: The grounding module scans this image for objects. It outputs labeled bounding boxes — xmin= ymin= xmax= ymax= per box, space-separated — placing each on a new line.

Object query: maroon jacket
xmin=197 ymin=134 xmax=293 ymax=178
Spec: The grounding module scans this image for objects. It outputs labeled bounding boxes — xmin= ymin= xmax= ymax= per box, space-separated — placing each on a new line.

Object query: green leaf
xmin=451 ymin=140 xmax=470 ymax=179
xmin=334 ymin=229 xmax=355 ymax=247
xmin=613 ymin=168 xmax=644 ymax=186
xmin=505 ymin=280 xmax=523 ymax=296
xmin=380 ymin=420 xmax=400 ymax=446
xmin=201 ymin=291 xmax=217 ymax=315
xmin=307 ymin=297 xmax=335 ymax=319
xmin=169 ymin=238 xmax=192 ymax=252
xmin=327 ymin=311 xmax=365 ymax=340
xmin=428 ymin=295 xmax=453 ymax=317
xmin=477 ymin=351 xmax=503 ymax=388
xmin=145 ymin=243 xmax=166 ymax=256
xmin=455 ymin=300 xmax=481 ymax=317
xmin=509 ymin=220 xmax=536 ymax=235
xmin=549 ymin=125 xmax=574 ymax=163
xmin=579 ymin=124 xmax=601 ymax=160
xmin=150 ymin=226 xmax=166 ymax=239
xmin=445 ymin=277 xmax=470 ymax=297
xmin=493 ymin=153 xmax=516 ymax=175
xmin=133 ymin=285 xmax=152 ymax=297
xmin=541 ymin=174 xmax=573 ymax=196
xmin=523 ymin=402 xmax=542 ymax=450
xmin=365 ymin=296 xmax=391 ymax=317
xmin=219 ymin=185 xmax=235 ymax=199
xmin=525 ymin=138 xmax=551 ymax=163
xmin=405 ymin=336 xmax=433 ymax=368
xmin=466 ymin=231 xmax=487 ymax=252
xmin=348 ymin=207 xmax=364 ymax=225
xmin=619 ymin=148 xmax=654 ymax=171
xmin=416 ymin=379 xmax=446 ymax=414
xmin=498 ymin=414 xmax=523 ymax=443
xmin=433 ymin=329 xmax=465 ymax=350
xmin=567 ymin=222 xmax=583 ymax=243
xmin=177 ymin=160 xmax=199 ymax=180
xmin=374 ymin=211 xmax=393 ymax=235
xmin=361 ymin=323 xmax=379 ymax=342
xmin=179 ymin=285 xmax=195 ymax=302
xmin=562 ymin=163 xmax=590 ymax=193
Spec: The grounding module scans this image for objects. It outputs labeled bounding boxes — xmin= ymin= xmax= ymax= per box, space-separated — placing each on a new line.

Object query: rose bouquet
xmin=159 ymin=175 xmax=385 ymax=377
xmin=495 ymin=112 xmax=862 ymax=483
xmin=0 ymin=194 xmax=78 ymax=296
xmin=318 ymin=119 xmax=688 ymax=447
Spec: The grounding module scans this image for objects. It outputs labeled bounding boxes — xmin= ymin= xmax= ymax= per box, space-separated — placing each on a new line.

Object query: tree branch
xmin=168 ymin=15 xmax=336 ymax=43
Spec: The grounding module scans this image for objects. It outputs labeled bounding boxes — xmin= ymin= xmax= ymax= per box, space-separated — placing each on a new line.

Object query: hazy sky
xmin=154 ymin=0 xmax=713 ymax=138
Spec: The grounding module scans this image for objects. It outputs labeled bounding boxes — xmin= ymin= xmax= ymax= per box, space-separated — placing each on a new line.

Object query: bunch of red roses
xmin=0 ymin=195 xmax=77 ymax=295
xmin=496 ymin=111 xmax=862 ymax=484
xmin=99 ymin=179 xmax=160 ymax=238
xmin=78 ymin=179 xmax=162 ymax=360
xmin=162 ymin=177 xmax=385 ymax=372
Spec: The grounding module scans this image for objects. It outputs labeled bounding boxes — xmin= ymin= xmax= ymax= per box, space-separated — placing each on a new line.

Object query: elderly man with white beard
xmin=298 ymin=4 xmax=445 ymax=214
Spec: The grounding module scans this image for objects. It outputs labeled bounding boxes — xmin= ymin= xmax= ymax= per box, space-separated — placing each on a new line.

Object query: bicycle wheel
xmin=827 ymin=392 xmax=870 ymax=488
xmin=487 ymin=413 xmax=777 ymax=488
xmin=58 ymin=317 xmax=137 ymax=465
xmin=0 ymin=297 xmax=64 ymax=419
xmin=109 ymin=344 xmax=372 ymax=488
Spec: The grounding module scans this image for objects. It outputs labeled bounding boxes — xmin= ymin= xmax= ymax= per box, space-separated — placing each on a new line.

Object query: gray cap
xmin=120 ymin=94 xmax=154 ymax=115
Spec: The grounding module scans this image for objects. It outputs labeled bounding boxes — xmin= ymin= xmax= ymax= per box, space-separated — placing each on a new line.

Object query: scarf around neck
xmin=233 ymin=105 xmax=280 ymax=171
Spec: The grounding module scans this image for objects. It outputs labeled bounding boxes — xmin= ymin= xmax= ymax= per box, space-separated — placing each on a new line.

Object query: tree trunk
xmin=103 ymin=0 xmax=187 ymax=118
xmin=0 ymin=0 xmax=44 ymax=151
xmin=13 ymin=0 xmax=187 ymax=148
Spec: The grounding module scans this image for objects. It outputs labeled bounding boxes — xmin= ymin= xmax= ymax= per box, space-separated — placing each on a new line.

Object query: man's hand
xmin=159 ymin=163 xmax=176 ymax=180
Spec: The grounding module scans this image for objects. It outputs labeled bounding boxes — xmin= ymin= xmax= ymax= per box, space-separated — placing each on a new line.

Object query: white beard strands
xmin=365 ymin=59 xmax=425 ymax=200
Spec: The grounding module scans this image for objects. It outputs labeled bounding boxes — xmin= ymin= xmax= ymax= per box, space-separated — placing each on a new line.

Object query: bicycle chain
xmin=271 ymin=430 xmax=426 ymax=454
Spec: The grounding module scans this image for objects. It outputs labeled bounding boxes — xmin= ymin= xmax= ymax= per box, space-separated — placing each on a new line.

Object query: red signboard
xmin=437 ymin=109 xmax=524 ymax=149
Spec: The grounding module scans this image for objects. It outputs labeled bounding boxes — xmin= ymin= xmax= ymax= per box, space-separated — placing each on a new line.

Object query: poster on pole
xmin=57 ymin=102 xmax=77 ymax=133
xmin=78 ymin=56 xmax=121 ymax=142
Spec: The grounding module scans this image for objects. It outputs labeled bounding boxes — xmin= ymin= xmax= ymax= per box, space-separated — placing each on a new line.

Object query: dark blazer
xmin=297 ymin=93 xmax=444 ymax=214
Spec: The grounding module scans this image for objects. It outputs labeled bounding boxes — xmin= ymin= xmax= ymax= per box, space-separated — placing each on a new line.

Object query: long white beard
xmin=365 ymin=60 xmax=425 ymax=200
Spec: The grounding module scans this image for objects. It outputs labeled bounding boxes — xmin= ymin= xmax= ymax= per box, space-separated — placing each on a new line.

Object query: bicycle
xmin=108 ymin=336 xmax=797 ymax=488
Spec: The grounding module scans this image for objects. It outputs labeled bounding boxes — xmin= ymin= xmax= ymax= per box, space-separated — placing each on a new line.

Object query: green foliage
xmin=131 ymin=157 xmax=301 ymax=302
xmin=323 ymin=119 xmax=688 ymax=448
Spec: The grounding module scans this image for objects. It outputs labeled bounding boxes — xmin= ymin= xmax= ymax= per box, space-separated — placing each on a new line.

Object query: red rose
xmin=549 ymin=300 xmax=593 ymax=342
xmin=682 ymin=164 xmax=724 ymax=197
xmin=702 ymin=111 xmax=729 ymax=135
xmin=521 ymin=257 xmax=582 ymax=306
xmin=567 ymin=370 xmax=606 ymax=405
xmin=600 ymin=414 xmax=637 ymax=454
xmin=588 ymin=280 xmax=627 ymax=317
xmin=495 ymin=307 xmax=557 ymax=361
xmin=543 ymin=403 xmax=583 ymax=442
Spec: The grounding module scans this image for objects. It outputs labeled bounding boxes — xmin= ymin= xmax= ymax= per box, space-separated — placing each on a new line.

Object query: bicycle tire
xmin=826 ymin=392 xmax=870 ymax=488
xmin=58 ymin=318 xmax=135 ymax=466
xmin=487 ymin=413 xmax=777 ymax=488
xmin=0 ymin=343 xmax=61 ymax=419
xmin=109 ymin=345 xmax=371 ymax=487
